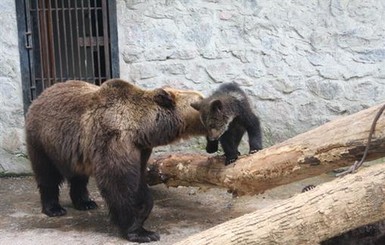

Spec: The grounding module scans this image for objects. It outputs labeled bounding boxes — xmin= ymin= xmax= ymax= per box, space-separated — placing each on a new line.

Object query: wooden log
xmin=174 ymin=162 xmax=385 ymax=245
xmin=147 ymin=103 xmax=385 ymax=195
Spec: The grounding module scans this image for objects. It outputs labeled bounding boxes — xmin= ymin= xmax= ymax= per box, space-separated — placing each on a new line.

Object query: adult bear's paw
xmin=126 ymin=227 xmax=160 ymax=243
xmin=43 ymin=203 xmax=67 ymax=217
xmin=73 ymin=199 xmax=98 ymax=211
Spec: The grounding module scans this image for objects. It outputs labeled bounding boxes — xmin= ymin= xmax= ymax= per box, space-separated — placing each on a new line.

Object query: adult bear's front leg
xmin=125 ymin=182 xmax=159 ymax=242
xmin=96 ymin=169 xmax=159 ymax=242
xmin=126 ymin=227 xmax=160 ymax=243
xmin=94 ymin=148 xmax=159 ymax=243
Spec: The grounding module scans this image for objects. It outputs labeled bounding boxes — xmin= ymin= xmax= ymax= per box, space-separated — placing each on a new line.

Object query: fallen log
xmin=174 ymin=162 xmax=385 ymax=245
xmin=147 ymin=103 xmax=385 ymax=195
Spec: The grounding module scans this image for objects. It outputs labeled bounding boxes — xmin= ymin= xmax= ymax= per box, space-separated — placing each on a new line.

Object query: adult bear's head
xmin=99 ymin=79 xmax=176 ymax=109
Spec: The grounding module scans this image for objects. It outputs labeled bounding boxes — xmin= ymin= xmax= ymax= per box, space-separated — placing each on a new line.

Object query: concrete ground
xmin=0 ymin=173 xmax=337 ymax=245
xmin=0 ymin=149 xmax=31 ymax=175
xmin=4 ymin=156 xmax=385 ymax=245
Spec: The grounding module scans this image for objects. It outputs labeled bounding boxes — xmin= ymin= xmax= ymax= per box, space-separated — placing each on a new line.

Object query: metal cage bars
xmin=23 ymin=0 xmax=115 ymax=101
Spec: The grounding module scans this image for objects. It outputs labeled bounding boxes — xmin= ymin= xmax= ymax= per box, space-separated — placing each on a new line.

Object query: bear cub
xmin=191 ymin=82 xmax=262 ymax=164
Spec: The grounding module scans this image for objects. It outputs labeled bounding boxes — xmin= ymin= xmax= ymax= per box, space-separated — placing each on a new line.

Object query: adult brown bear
xmin=25 ymin=79 xmax=203 ymax=243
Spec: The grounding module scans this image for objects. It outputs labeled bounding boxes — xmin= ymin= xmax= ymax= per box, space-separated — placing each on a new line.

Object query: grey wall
xmin=0 ymin=0 xmax=23 ymax=148
xmin=1 ymin=0 xmax=385 ymax=173
xmin=117 ymin=0 xmax=385 ymax=148
xmin=0 ymin=0 xmax=30 ymax=173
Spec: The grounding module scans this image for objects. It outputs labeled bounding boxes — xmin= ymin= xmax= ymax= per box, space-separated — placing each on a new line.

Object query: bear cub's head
xmin=191 ymin=99 xmax=233 ymax=141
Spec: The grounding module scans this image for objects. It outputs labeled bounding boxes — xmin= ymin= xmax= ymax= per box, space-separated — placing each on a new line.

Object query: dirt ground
xmin=0 ymin=173 xmax=337 ymax=245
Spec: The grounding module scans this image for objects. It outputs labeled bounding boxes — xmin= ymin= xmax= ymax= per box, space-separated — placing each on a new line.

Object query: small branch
xmin=336 ymin=104 xmax=385 ymax=177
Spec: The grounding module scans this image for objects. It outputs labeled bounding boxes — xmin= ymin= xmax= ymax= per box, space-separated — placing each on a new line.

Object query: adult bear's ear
xmin=154 ymin=89 xmax=176 ymax=108
xmin=210 ymin=99 xmax=223 ymax=113
xmin=190 ymin=101 xmax=201 ymax=111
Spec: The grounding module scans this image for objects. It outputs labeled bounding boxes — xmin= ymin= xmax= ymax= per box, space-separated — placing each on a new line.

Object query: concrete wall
xmin=117 ymin=0 xmax=385 ymax=149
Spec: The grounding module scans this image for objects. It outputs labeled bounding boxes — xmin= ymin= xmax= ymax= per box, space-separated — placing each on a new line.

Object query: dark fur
xmin=191 ymin=82 xmax=262 ymax=164
xmin=25 ymin=79 xmax=195 ymax=243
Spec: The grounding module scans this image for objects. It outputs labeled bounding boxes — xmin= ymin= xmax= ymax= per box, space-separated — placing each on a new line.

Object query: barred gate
xmin=16 ymin=0 xmax=119 ymax=112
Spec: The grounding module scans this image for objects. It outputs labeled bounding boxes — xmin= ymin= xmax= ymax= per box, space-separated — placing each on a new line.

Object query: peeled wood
xmin=147 ymin=103 xmax=385 ymax=195
xmin=174 ymin=162 xmax=385 ymax=245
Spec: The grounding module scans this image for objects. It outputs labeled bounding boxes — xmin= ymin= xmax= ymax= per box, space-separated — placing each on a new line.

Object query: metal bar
xmin=61 ymin=0 xmax=69 ymax=81
xmin=35 ymin=0 xmax=44 ymax=95
xmin=74 ymin=0 xmax=82 ymax=80
xmin=107 ymin=0 xmax=120 ymax=78
xmin=80 ymin=0 xmax=89 ymax=82
xmin=41 ymin=0 xmax=52 ymax=89
xmin=29 ymin=0 xmax=38 ymax=100
xmin=16 ymin=0 xmax=33 ymax=112
xmin=47 ymin=0 xmax=56 ymax=86
xmin=102 ymin=0 xmax=110 ymax=81
xmin=68 ymin=0 xmax=76 ymax=79
xmin=94 ymin=0 xmax=101 ymax=85
xmin=26 ymin=0 xmax=36 ymax=101
xmin=54 ymin=0 xmax=63 ymax=82
xmin=87 ymin=0 xmax=95 ymax=83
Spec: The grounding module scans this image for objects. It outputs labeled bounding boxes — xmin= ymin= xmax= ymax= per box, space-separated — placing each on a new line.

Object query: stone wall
xmin=0 ymin=0 xmax=30 ymax=174
xmin=117 ymin=0 xmax=385 ymax=150
xmin=1 ymin=0 xmax=385 ymax=173
xmin=0 ymin=1 xmax=24 ymax=151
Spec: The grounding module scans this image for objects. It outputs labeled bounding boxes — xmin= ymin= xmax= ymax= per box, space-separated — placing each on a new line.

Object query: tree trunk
xmin=174 ymin=162 xmax=385 ymax=245
xmin=147 ymin=103 xmax=385 ymax=195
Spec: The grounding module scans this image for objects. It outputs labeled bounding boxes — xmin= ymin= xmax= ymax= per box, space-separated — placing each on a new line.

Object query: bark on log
xmin=147 ymin=103 xmax=385 ymax=195
xmin=174 ymin=162 xmax=385 ymax=245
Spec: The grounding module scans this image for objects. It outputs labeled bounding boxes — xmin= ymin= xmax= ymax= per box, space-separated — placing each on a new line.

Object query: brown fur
xmin=163 ymin=87 xmax=206 ymax=138
xmin=25 ymin=79 xmax=201 ymax=242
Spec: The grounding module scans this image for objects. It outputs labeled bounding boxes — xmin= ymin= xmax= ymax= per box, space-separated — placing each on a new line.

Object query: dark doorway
xmin=16 ymin=0 xmax=119 ymax=112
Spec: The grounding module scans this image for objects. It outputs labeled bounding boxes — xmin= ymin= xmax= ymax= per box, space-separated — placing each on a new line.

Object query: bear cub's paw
xmin=249 ymin=149 xmax=259 ymax=154
xmin=73 ymin=200 xmax=98 ymax=211
xmin=206 ymin=144 xmax=218 ymax=153
xmin=126 ymin=227 xmax=160 ymax=243
xmin=225 ymin=157 xmax=238 ymax=165
xmin=43 ymin=203 xmax=67 ymax=217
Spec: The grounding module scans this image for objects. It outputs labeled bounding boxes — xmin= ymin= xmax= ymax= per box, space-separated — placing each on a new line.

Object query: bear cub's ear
xmin=154 ymin=89 xmax=176 ymax=108
xmin=190 ymin=101 xmax=201 ymax=111
xmin=209 ymin=99 xmax=223 ymax=113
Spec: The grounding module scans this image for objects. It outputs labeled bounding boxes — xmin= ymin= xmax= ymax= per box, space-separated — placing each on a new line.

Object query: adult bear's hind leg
xmin=69 ymin=175 xmax=97 ymax=210
xmin=28 ymin=145 xmax=66 ymax=217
